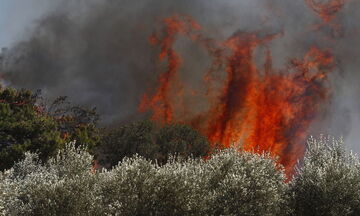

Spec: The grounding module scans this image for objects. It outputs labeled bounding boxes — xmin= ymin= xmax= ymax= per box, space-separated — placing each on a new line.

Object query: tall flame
xmin=139 ymin=15 xmax=202 ymax=123
xmin=139 ymin=15 xmax=335 ymax=177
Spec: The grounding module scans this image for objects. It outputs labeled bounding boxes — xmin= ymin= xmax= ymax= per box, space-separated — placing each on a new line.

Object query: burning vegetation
xmin=0 ymin=0 xmax=352 ymax=179
xmin=2 ymin=0 xmax=360 ymax=214
xmin=139 ymin=15 xmax=335 ymax=177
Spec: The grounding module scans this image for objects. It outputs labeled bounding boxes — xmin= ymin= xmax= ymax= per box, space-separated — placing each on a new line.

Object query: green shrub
xmin=156 ymin=123 xmax=210 ymax=164
xmin=0 ymin=87 xmax=100 ymax=171
xmin=98 ymin=120 xmax=210 ymax=167
xmin=0 ymin=87 xmax=63 ymax=171
xmin=289 ymin=136 xmax=360 ymax=216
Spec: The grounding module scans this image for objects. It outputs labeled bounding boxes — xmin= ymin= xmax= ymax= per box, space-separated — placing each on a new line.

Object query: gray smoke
xmin=1 ymin=0 xmax=359 ymax=150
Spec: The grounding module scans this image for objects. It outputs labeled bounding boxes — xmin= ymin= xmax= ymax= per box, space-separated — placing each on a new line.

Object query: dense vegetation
xmin=1 ymin=137 xmax=359 ymax=215
xmin=289 ymin=136 xmax=360 ymax=216
xmin=0 ymin=87 xmax=100 ymax=171
xmin=0 ymin=86 xmax=210 ymax=171
xmin=98 ymin=120 xmax=210 ymax=168
xmin=1 ymin=143 xmax=288 ymax=215
xmin=1 ymin=86 xmax=360 ymax=215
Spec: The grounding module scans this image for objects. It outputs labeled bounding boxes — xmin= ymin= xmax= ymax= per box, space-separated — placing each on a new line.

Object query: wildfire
xmin=139 ymin=15 xmax=335 ymax=177
xmin=305 ymin=0 xmax=347 ymax=23
xmin=305 ymin=0 xmax=349 ymax=36
xmin=139 ymin=15 xmax=202 ymax=123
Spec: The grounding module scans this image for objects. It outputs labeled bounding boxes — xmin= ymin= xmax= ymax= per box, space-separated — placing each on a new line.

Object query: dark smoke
xmin=1 ymin=0 xmax=360 ymax=150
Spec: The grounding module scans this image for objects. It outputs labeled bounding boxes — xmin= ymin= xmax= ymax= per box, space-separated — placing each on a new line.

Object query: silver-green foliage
xmin=0 ymin=142 xmax=102 ymax=216
xmin=289 ymin=136 xmax=360 ymax=216
xmin=202 ymin=150 xmax=288 ymax=216
xmin=97 ymin=149 xmax=287 ymax=215
xmin=0 ymin=144 xmax=287 ymax=215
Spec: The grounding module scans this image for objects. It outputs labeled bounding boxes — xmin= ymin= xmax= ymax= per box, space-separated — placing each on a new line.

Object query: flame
xmin=140 ymin=15 xmax=335 ymax=177
xmin=305 ymin=0 xmax=349 ymax=36
xmin=139 ymin=15 xmax=201 ymax=123
xmin=305 ymin=0 xmax=347 ymax=23
xmin=242 ymin=47 xmax=333 ymax=176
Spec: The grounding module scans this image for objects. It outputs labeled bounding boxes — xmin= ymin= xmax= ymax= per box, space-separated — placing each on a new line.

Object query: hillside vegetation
xmin=1 ymin=87 xmax=360 ymax=215
xmin=1 ymin=137 xmax=360 ymax=215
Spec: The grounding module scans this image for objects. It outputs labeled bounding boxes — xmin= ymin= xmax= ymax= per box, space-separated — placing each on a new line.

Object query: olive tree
xmin=289 ymin=136 xmax=360 ymax=216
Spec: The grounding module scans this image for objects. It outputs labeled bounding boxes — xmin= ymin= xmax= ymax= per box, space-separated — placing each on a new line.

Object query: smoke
xmin=1 ymin=0 xmax=359 ymax=149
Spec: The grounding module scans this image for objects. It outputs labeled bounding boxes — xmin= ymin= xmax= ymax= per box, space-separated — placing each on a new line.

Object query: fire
xmin=139 ymin=15 xmax=335 ymax=177
xmin=305 ymin=0 xmax=347 ymax=23
xmin=305 ymin=0 xmax=349 ymax=36
xmin=242 ymin=47 xmax=333 ymax=176
xmin=139 ymin=15 xmax=202 ymax=123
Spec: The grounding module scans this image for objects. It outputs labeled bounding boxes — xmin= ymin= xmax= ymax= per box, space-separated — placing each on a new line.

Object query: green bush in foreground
xmin=289 ymin=136 xmax=360 ymax=216
xmin=0 ymin=144 xmax=286 ymax=216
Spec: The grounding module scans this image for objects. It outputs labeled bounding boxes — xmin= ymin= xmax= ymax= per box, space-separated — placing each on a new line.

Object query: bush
xmin=97 ymin=156 xmax=206 ymax=215
xmin=0 ymin=142 xmax=102 ymax=216
xmin=289 ymin=136 xmax=360 ymax=216
xmin=156 ymin=123 xmax=210 ymax=163
xmin=46 ymin=96 xmax=100 ymax=153
xmin=98 ymin=120 xmax=210 ymax=168
xmin=1 ymin=144 xmax=287 ymax=215
xmin=93 ymin=148 xmax=288 ymax=215
xmin=0 ymin=86 xmax=100 ymax=171
xmin=0 ymin=87 xmax=63 ymax=171
xmin=201 ymin=149 xmax=288 ymax=215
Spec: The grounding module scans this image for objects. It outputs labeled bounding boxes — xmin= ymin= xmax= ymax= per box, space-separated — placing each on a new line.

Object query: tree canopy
xmin=98 ymin=120 xmax=210 ymax=168
xmin=0 ymin=86 xmax=100 ymax=171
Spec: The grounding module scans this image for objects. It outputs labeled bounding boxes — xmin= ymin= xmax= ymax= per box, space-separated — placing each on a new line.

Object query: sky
xmin=0 ymin=0 xmax=54 ymax=48
xmin=0 ymin=0 xmax=13 ymax=48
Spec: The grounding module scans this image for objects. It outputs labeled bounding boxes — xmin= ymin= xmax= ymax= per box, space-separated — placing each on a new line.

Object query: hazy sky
xmin=0 ymin=0 xmax=12 ymax=47
xmin=0 ymin=0 xmax=54 ymax=48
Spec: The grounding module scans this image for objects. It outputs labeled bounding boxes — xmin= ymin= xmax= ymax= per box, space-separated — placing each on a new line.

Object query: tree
xmin=1 ymin=145 xmax=287 ymax=215
xmin=44 ymin=96 xmax=100 ymax=153
xmin=97 ymin=120 xmax=210 ymax=168
xmin=156 ymin=123 xmax=210 ymax=164
xmin=289 ymin=136 xmax=360 ymax=216
xmin=0 ymin=143 xmax=102 ymax=215
xmin=0 ymin=86 xmax=100 ymax=171
xmin=200 ymin=149 xmax=289 ymax=215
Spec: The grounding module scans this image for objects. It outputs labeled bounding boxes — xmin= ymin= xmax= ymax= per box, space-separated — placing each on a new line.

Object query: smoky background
xmin=0 ymin=0 xmax=359 ymax=151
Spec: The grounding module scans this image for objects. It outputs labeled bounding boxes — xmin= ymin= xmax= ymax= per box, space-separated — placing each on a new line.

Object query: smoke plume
xmin=1 ymin=0 xmax=360 ymax=151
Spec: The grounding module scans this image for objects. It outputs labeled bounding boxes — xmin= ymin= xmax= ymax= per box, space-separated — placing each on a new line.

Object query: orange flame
xmin=305 ymin=0 xmax=347 ymax=23
xmin=140 ymin=15 xmax=335 ymax=178
xmin=305 ymin=0 xmax=349 ymax=36
xmin=139 ymin=15 xmax=201 ymax=123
